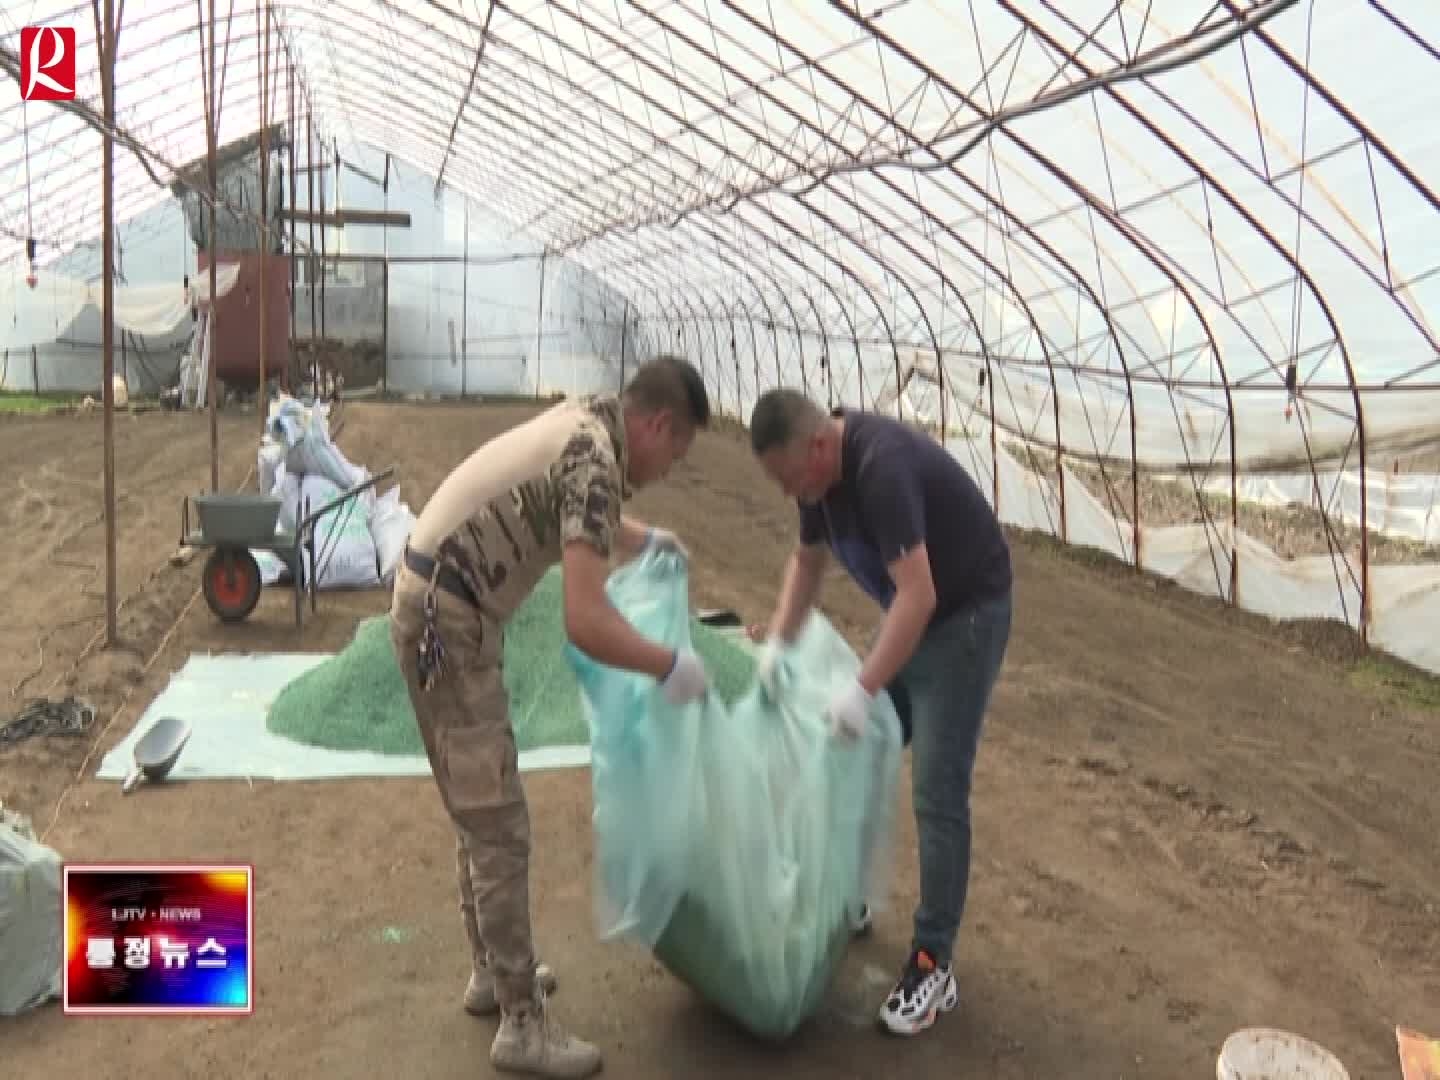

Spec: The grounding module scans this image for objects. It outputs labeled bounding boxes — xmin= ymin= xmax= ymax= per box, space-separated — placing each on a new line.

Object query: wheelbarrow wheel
xmin=202 ymin=547 xmax=262 ymax=623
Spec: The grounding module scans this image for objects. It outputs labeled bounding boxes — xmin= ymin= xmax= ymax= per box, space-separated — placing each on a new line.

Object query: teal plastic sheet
xmin=566 ymin=549 xmax=903 ymax=1040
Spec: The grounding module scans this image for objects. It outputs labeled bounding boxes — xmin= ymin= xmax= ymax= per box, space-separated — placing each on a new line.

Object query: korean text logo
xmin=64 ymin=864 xmax=253 ymax=1015
xmin=20 ymin=26 xmax=77 ymax=102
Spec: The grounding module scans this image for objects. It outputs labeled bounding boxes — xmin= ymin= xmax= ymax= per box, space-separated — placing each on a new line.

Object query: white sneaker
xmin=877 ymin=948 xmax=960 ymax=1036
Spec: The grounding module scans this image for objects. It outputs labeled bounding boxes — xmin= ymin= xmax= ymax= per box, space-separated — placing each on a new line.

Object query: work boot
xmin=464 ymin=961 xmax=558 ymax=1016
xmin=490 ymin=993 xmax=602 ymax=1078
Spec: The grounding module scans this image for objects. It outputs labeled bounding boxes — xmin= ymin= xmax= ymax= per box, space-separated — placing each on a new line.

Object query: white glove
xmin=645 ymin=527 xmax=689 ymax=562
xmin=660 ymin=649 xmax=708 ymax=706
xmin=756 ymin=637 xmax=785 ymax=697
xmin=826 ymin=679 xmax=872 ymax=741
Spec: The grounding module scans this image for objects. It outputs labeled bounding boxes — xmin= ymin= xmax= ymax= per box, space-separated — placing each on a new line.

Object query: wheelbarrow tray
xmin=189 ymin=494 xmax=284 ymax=547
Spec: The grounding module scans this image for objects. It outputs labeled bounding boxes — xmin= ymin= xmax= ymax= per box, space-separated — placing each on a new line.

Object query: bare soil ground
xmin=2 ymin=401 xmax=1439 ymax=1080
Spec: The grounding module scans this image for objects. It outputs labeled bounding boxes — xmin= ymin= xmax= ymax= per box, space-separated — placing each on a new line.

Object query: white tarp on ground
xmin=0 ymin=264 xmax=242 ymax=351
xmin=92 ymin=653 xmax=591 ymax=781
xmin=251 ymin=396 xmax=416 ymax=590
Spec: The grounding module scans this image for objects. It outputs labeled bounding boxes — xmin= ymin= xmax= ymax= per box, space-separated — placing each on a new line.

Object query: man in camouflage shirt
xmin=389 ymin=356 xmax=712 ymax=1078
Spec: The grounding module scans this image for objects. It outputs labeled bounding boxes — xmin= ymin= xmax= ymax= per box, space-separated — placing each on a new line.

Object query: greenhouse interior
xmin=4 ymin=1 xmax=1436 ymax=672
xmin=2 ymin=2 xmax=1440 ymax=1076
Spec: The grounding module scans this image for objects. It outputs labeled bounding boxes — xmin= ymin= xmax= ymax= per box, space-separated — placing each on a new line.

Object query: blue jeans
xmin=885 ymin=590 xmax=1012 ymax=967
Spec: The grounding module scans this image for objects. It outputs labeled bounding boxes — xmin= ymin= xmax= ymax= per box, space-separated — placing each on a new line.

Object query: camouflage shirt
xmin=405 ymin=394 xmax=632 ymax=623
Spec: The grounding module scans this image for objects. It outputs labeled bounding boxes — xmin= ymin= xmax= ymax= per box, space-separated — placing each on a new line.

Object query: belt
xmin=403 ymin=546 xmax=480 ymax=608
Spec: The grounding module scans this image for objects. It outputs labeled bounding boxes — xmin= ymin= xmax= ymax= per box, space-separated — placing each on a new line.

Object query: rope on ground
xmin=0 ymin=696 xmax=96 ymax=745
xmin=10 ymin=456 xmax=230 ymax=700
xmin=39 ymin=584 xmax=204 ymax=846
xmin=38 ymin=461 xmax=258 ymax=846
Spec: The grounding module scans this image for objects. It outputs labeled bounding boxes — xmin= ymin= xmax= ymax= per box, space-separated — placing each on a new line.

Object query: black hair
xmin=622 ymin=354 xmax=711 ymax=429
xmin=748 ymin=387 xmax=827 ymax=455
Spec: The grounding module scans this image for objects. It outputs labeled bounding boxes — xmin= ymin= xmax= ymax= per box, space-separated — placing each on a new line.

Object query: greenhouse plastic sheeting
xmin=566 ymin=549 xmax=903 ymax=1040
xmin=0 ymin=811 xmax=63 ymax=1017
xmin=0 ymin=264 xmax=240 ymax=350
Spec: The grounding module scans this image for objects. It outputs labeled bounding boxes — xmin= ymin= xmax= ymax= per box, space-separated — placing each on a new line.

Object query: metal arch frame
xmin=1037 ymin=0 xmax=1440 ymax=365
xmin=616 ymin=256 xmax=777 ymax=420
xmin=588 ymin=5 xmax=940 ymax=421
xmin=303 ymin=86 xmax=759 ymax=336
xmin=732 ymin=296 xmax=760 ymax=416
xmin=536 ymin=1 xmax=1144 ymax=557
xmin=532 ymin=1 xmax=1294 ymax=245
xmin=402 ymin=0 xmax=886 ymax=348
xmin=783 ymin=1 xmax=1253 ymax=593
xmin=495 ymin=0 xmax=1395 ymax=608
xmin=285 ymin=1 xmax=885 ymax=396
xmin=728 ymin=269 xmax=783 ymax=392
xmin=8 ymin=0 xmax=892 ymax=416
xmin=616 ymin=2 xmax=949 ymax=428
xmin=583 ymin=205 xmax=866 ymax=409
xmin=1000 ymin=2 xmax=1372 ymax=634
xmin=641 ymin=2 xmax=1084 ymax=537
xmin=464 ymin=0 xmax=904 ymax=405
xmin=613 ymin=233 xmax=829 ymax=408
xmin=724 ymin=301 xmax=744 ymax=419
xmin=593 ymin=208 xmax=862 ymax=406
xmin=7 ymin=1 xmax=1435 ymax=641
xmin=0 ymin=3 xmax=297 ymax=249
xmin=820 ymin=0 xmax=1177 ymax=569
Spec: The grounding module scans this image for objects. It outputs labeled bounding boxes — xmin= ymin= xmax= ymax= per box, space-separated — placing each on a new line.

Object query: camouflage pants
xmin=389 ymin=563 xmax=537 ymax=1011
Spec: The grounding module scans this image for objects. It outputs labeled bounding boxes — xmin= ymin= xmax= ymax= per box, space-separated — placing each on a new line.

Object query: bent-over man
xmin=389 ymin=356 xmax=712 ymax=1078
xmin=747 ymin=387 xmax=1012 ymax=1038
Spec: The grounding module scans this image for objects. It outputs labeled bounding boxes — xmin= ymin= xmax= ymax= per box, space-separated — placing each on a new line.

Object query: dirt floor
xmin=2 ymin=400 xmax=1438 ymax=1080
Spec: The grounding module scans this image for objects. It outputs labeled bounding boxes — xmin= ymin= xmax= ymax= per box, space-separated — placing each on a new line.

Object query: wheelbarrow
xmin=179 ymin=466 xmax=396 ymax=629
xmin=121 ymin=715 xmax=192 ymax=795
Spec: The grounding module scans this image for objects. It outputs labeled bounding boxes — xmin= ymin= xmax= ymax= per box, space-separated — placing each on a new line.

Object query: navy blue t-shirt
xmin=798 ymin=409 xmax=1012 ymax=619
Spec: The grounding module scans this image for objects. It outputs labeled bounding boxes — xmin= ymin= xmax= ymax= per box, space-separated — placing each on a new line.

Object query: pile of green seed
xmin=265 ymin=566 xmax=756 ymax=755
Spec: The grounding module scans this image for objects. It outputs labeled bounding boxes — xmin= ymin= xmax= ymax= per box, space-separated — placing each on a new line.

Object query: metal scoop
xmin=121 ymin=716 xmax=192 ymax=795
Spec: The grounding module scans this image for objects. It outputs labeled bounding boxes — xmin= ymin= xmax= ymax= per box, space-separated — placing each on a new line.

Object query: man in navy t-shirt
xmin=748 ymin=388 xmax=1013 ymax=1038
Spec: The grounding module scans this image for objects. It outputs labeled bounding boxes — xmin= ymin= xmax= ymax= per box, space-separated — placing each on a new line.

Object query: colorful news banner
xmin=63 ymin=864 xmax=253 ymax=1015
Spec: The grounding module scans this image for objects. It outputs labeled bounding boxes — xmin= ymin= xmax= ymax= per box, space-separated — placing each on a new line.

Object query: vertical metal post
xmin=287 ymin=40 xmax=296 ymax=390
xmin=533 ymin=249 xmax=547 ymax=397
xmin=618 ymin=298 xmax=629 ymax=389
xmin=306 ymin=104 xmax=316 ymax=388
xmin=381 ymin=154 xmax=390 ymax=395
xmin=206 ymin=0 xmax=219 ymax=493
xmin=98 ymin=0 xmax=119 ymax=646
xmin=461 ymin=199 xmax=469 ymax=397
xmin=730 ymin=314 xmax=741 ymax=419
xmin=319 ymin=140 xmax=328 ymax=349
xmin=257 ymin=0 xmax=270 ymax=432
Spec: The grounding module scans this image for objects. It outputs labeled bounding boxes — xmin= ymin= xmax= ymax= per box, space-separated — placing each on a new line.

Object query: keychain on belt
xmin=417 ymin=580 xmax=448 ymax=691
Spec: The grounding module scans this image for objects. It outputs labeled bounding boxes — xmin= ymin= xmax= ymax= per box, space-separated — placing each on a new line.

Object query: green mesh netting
xmin=264 ymin=566 xmax=755 ymax=754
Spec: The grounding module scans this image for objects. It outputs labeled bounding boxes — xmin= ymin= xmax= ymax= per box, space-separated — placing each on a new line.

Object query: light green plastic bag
xmin=0 ymin=810 xmax=63 ymax=1017
xmin=566 ymin=549 xmax=903 ymax=1040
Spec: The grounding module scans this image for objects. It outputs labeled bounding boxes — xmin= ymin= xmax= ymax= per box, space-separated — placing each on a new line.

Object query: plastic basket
xmin=1216 ymin=1028 xmax=1349 ymax=1080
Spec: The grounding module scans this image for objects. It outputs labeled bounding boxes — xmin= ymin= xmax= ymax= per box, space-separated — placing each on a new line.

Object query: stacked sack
xmin=253 ymin=396 xmax=415 ymax=589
